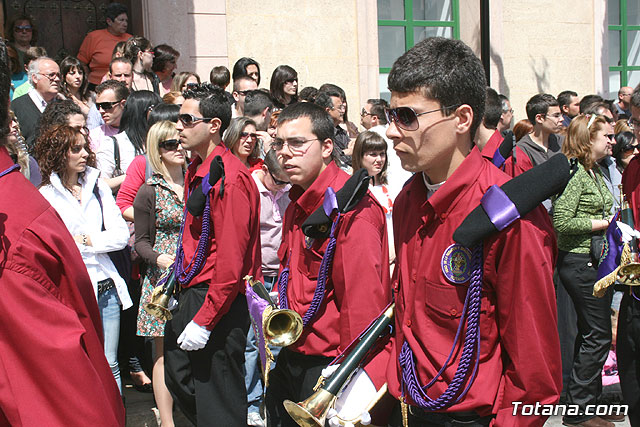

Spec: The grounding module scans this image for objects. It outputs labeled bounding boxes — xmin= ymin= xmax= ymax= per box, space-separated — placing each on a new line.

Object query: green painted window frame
xmin=378 ymin=0 xmax=460 ymax=74
xmin=609 ymin=0 xmax=640 ymax=87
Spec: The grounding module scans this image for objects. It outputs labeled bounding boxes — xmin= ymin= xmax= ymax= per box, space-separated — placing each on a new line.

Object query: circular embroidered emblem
xmin=441 ymin=244 xmax=472 ymax=284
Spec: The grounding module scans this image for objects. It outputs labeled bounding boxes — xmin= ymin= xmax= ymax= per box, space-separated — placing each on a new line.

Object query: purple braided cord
xmin=400 ymin=244 xmax=484 ymax=411
xmin=0 ymin=163 xmax=19 ymax=178
xmin=166 ymin=188 xmax=212 ymax=287
xmin=279 ymin=214 xmax=341 ymax=327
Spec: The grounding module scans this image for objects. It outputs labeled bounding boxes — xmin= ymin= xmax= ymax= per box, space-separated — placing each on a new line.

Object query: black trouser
xmin=387 ymin=403 xmax=493 ymax=427
xmin=617 ymin=290 xmax=640 ymax=426
xmin=265 ymin=347 xmax=332 ymax=427
xmin=164 ymin=285 xmax=250 ymax=426
xmin=555 ymin=267 xmax=578 ymax=397
xmin=558 ymin=251 xmax=613 ymax=423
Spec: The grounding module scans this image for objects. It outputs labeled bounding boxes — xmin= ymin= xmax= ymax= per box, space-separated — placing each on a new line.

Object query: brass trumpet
xmin=245 ymin=276 xmax=304 ymax=347
xmin=144 ymin=271 xmax=177 ymax=321
xmin=284 ymin=303 xmax=394 ymax=426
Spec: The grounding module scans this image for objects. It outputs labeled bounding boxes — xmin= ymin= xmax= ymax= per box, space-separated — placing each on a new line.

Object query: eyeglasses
xmin=37 ymin=72 xmax=61 ymax=82
xmin=70 ymin=143 xmax=90 ymax=154
xmin=544 ymin=112 xmax=563 ymax=120
xmin=331 ymin=104 xmax=346 ymax=112
xmin=360 ymin=108 xmax=373 ymax=117
xmin=271 ymin=137 xmax=319 ymax=155
xmin=268 ymin=168 xmax=289 ymax=186
xmin=241 ymin=131 xmax=258 ymax=140
xmin=628 ymin=118 xmax=640 ymax=130
xmin=96 ymin=100 xmax=122 ymax=111
xmin=14 ymin=25 xmax=32 ymax=32
xmin=178 ymin=113 xmax=212 ymax=126
xmin=385 ymin=104 xmax=460 ymax=131
xmin=159 ymin=139 xmax=180 ymax=151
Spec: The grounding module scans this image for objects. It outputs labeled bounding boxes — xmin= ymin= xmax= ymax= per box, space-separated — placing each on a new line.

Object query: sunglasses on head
xmin=385 ymin=104 xmax=460 ymax=131
xmin=178 ymin=113 xmax=212 ymax=126
xmin=159 ymin=139 xmax=180 ymax=151
xmin=96 ymin=100 xmax=122 ymax=111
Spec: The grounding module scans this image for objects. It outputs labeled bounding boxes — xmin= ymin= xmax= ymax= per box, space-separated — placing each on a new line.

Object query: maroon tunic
xmin=0 ymin=146 xmax=124 ymax=426
xmin=386 ymin=149 xmax=561 ymax=426
xmin=180 ymin=143 xmax=262 ymax=329
xmin=277 ymin=162 xmax=392 ymax=389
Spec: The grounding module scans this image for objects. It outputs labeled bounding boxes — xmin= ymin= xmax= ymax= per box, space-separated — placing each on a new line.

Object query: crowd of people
xmin=2 ymin=2 xmax=640 ymax=427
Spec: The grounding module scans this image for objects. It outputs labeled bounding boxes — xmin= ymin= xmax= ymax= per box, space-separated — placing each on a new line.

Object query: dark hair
xmin=244 ymin=90 xmax=274 ymax=117
xmin=483 ymin=88 xmax=502 ymax=130
xmin=60 ymin=56 xmax=89 ymax=101
xmin=525 ymin=93 xmax=559 ymax=123
xmin=123 ymin=36 xmax=152 ymax=66
xmin=105 ymin=3 xmax=128 ymax=22
xmin=148 ymin=103 xmax=180 ymax=127
xmin=298 ymin=86 xmax=318 ymax=103
xmin=582 ymin=101 xmax=612 ymax=116
xmin=278 ymin=102 xmax=335 ymax=146
xmin=579 ymin=94 xmax=604 ymax=114
xmin=119 ymin=90 xmax=162 ymax=155
xmin=182 ymin=83 xmax=232 ymax=135
xmin=109 ymin=57 xmax=132 ymax=74
xmin=352 ymin=131 xmax=388 ymax=185
xmin=6 ymin=45 xmax=19 ymax=77
xmin=0 ymin=41 xmax=11 ymax=138
xmin=367 ymin=98 xmax=389 ymax=125
xmin=24 ymin=46 xmax=46 ymax=65
xmin=264 ymin=149 xmax=286 ymax=179
xmin=210 ymin=66 xmax=231 ymax=88
xmin=557 ymin=90 xmax=578 ymax=108
xmin=95 ymin=79 xmax=130 ymax=101
xmin=34 ymin=125 xmax=95 ymax=189
xmin=388 ymin=37 xmax=486 ymax=139
xmin=151 ymin=44 xmax=179 ymax=73
xmin=232 ymin=57 xmax=260 ymax=85
xmin=319 ymin=83 xmax=351 ymax=123
xmin=224 ymin=117 xmax=260 ymax=162
xmin=314 ymin=92 xmax=334 ymax=110
xmin=8 ymin=15 xmax=38 ymax=44
xmin=613 ymin=131 xmax=637 ymax=165
xmin=270 ymin=65 xmax=298 ymax=107
xmin=36 ymin=99 xmax=83 ymax=142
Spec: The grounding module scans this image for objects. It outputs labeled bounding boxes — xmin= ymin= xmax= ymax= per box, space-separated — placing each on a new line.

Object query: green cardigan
xmin=552 ymin=163 xmax=614 ymax=253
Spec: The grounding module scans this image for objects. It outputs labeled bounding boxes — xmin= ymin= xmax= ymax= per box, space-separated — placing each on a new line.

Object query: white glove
xmin=168 ymin=296 xmax=178 ymax=311
xmin=617 ymin=221 xmax=640 ymax=244
xmin=326 ymin=368 xmax=374 ymax=426
xmin=177 ymin=320 xmax=211 ymax=351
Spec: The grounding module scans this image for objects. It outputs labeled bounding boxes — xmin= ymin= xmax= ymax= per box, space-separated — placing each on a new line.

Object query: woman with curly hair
xmin=35 ymin=125 xmax=132 ymax=394
xmin=224 ymin=117 xmax=262 ymax=170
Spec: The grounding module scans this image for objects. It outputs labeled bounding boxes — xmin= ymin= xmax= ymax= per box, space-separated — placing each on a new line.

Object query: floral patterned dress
xmin=136 ymin=174 xmax=184 ymax=337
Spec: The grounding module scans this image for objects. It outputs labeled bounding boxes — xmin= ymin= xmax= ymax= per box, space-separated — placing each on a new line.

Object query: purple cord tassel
xmin=400 ymin=244 xmax=483 ymax=411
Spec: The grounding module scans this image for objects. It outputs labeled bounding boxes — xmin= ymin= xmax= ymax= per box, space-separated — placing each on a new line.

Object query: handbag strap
xmin=111 ymin=136 xmax=121 ymax=173
xmin=92 ymin=183 xmax=106 ymax=231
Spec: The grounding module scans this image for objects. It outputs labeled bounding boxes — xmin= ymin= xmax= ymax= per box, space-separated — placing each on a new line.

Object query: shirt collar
xmin=28 ymin=88 xmax=48 ymax=113
xmin=290 ymin=162 xmax=341 ymax=217
xmin=187 ymin=142 xmax=229 ymax=180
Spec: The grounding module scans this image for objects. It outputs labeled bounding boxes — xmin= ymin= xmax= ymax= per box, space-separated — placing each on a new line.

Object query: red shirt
xmin=0 ymin=147 xmax=125 ymax=426
xmin=478 ymin=129 xmax=503 ymax=161
xmin=503 ymin=145 xmax=533 ymax=177
xmin=181 ymin=143 xmax=262 ymax=330
xmin=278 ymin=162 xmax=392 ymax=388
xmin=622 ymin=155 xmax=640 ymax=225
xmin=386 ymin=149 xmax=561 ymax=426
xmin=116 ymin=154 xmax=146 ymax=214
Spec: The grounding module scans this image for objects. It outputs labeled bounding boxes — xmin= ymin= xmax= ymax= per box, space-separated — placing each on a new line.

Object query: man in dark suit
xmin=11 ymin=56 xmax=60 ymax=152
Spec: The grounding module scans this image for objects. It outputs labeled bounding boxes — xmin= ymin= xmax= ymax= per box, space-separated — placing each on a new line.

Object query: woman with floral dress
xmin=134 ymin=121 xmax=185 ymax=427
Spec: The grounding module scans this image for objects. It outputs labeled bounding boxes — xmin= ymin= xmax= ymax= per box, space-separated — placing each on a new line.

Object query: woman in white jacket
xmin=35 ymin=124 xmax=132 ymax=393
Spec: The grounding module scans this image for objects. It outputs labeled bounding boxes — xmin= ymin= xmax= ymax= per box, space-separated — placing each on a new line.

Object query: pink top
xmin=115 ymin=155 xmax=146 ymax=214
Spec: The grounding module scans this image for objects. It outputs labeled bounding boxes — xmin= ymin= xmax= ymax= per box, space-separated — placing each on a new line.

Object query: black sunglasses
xmin=268 ymin=168 xmax=289 ymax=186
xmin=159 ymin=139 xmax=180 ymax=151
xmin=186 ymin=82 xmax=199 ymax=90
xmin=385 ymin=104 xmax=460 ymax=131
xmin=241 ymin=131 xmax=258 ymax=140
xmin=178 ymin=113 xmax=213 ymax=126
xmin=96 ymin=100 xmax=122 ymax=111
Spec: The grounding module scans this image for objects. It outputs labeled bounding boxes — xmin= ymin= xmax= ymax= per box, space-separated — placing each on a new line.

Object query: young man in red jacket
xmin=384 ymin=37 xmax=562 ymax=426
xmin=265 ymin=102 xmax=392 ymax=426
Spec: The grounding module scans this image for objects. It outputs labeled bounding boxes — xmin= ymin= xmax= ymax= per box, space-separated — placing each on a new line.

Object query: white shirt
xmin=89 ymin=123 xmax=119 ymax=152
xmin=96 ymin=131 xmax=136 ymax=178
xmin=369 ymin=124 xmax=413 ymax=198
xmin=39 ymin=166 xmax=133 ymax=309
xmin=27 ymin=88 xmax=48 ymax=113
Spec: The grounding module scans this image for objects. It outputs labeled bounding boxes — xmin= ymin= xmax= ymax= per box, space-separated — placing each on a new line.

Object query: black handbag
xmin=590 ymin=234 xmax=605 ymax=265
xmin=93 ymin=183 xmax=131 ymax=283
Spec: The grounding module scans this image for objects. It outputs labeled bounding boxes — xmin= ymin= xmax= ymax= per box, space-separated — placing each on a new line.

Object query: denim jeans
xmin=98 ymin=286 xmax=122 ymax=394
xmin=245 ymin=275 xmax=281 ymax=414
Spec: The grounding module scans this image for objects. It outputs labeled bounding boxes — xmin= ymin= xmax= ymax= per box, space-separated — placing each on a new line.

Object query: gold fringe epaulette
xmin=593 ymin=243 xmax=632 ymax=297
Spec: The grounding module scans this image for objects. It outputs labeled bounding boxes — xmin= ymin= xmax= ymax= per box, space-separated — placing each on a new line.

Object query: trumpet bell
xmin=144 ymin=295 xmax=173 ymax=321
xmin=264 ymin=308 xmax=303 ymax=347
xmin=617 ymin=262 xmax=640 ymax=286
xmin=283 ymin=389 xmax=336 ymax=427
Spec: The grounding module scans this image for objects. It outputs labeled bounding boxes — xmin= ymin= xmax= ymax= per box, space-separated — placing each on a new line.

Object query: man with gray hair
xmin=11 ymin=56 xmax=60 ymax=152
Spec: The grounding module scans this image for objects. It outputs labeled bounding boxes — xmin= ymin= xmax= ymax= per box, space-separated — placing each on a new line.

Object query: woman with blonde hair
xmin=224 ymin=117 xmax=262 ymax=170
xmin=170 ymin=71 xmax=200 ymax=93
xmin=134 ymin=120 xmax=185 ymax=427
xmin=553 ymin=114 xmax=618 ymax=426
